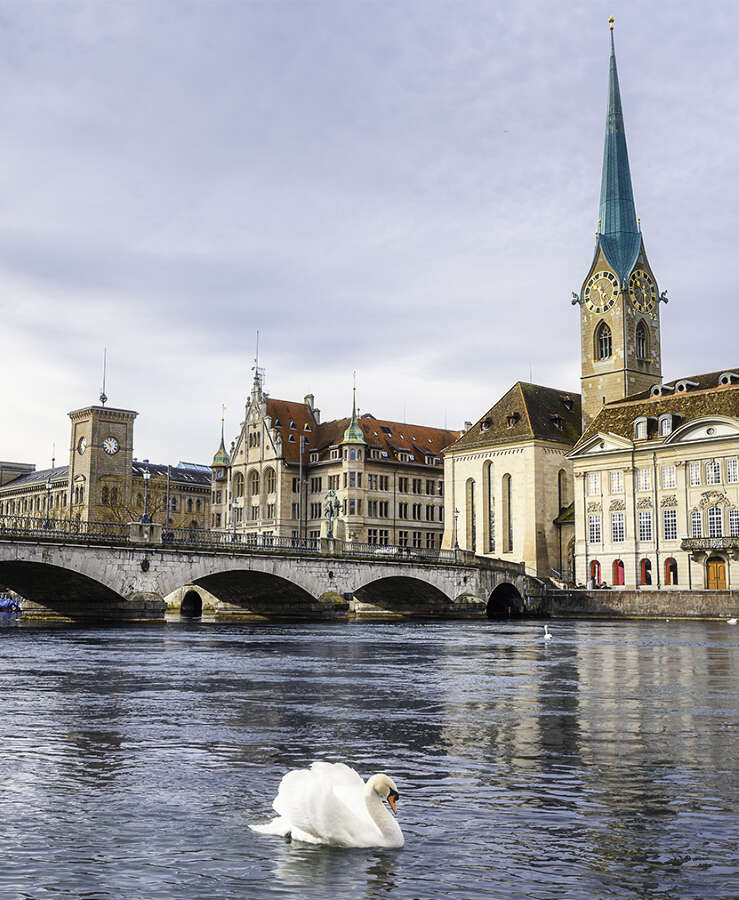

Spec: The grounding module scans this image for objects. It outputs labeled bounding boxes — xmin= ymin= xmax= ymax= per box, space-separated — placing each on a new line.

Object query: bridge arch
xmin=180 ymin=589 xmax=203 ymax=617
xmin=352 ymin=575 xmax=453 ymax=616
xmin=486 ymin=582 xmax=524 ymax=618
xmin=0 ymin=559 xmax=131 ymax=620
xmin=190 ymin=567 xmax=321 ymax=618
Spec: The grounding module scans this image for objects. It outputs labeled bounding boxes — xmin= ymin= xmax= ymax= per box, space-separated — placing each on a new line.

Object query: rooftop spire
xmin=343 ymin=372 xmax=366 ymax=445
xmin=597 ymin=17 xmax=641 ymax=282
xmin=212 ymin=405 xmax=231 ymax=467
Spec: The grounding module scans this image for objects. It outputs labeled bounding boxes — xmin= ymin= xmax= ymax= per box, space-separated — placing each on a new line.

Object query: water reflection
xmin=0 ymin=618 xmax=737 ymax=899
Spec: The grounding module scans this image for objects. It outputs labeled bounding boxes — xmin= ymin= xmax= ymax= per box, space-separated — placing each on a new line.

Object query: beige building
xmin=0 ymin=401 xmax=210 ymax=531
xmin=441 ymin=382 xmax=581 ymax=578
xmin=210 ymin=373 xmax=458 ymax=547
xmin=570 ymin=371 xmax=739 ymax=590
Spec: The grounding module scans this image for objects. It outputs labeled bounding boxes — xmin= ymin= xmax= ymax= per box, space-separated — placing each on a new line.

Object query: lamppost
xmin=453 ymin=506 xmax=460 ymax=550
xmin=141 ymin=469 xmax=151 ymax=523
xmin=43 ymin=477 xmax=52 ymax=529
xmin=232 ymin=499 xmax=238 ymax=542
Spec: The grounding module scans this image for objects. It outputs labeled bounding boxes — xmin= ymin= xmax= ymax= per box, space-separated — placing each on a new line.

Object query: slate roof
xmin=264 ymin=396 xmax=458 ymax=468
xmin=575 ymin=369 xmax=739 ymax=449
xmin=444 ymin=382 xmax=582 ymax=453
xmin=1 ymin=465 xmax=69 ymax=488
xmin=132 ymin=461 xmax=211 ymax=486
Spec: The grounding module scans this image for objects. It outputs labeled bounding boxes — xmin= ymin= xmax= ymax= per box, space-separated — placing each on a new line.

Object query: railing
xmin=0 ymin=516 xmax=130 ymax=543
xmin=164 ymin=527 xmax=320 ymax=554
xmin=680 ymin=536 xmax=739 ymax=552
xmin=0 ymin=517 xmax=468 ymax=567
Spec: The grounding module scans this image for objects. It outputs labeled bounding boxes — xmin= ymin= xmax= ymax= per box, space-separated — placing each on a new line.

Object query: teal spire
xmin=212 ymin=415 xmax=230 ymax=467
xmin=343 ymin=382 xmax=366 ymax=445
xmin=597 ymin=19 xmax=641 ymax=283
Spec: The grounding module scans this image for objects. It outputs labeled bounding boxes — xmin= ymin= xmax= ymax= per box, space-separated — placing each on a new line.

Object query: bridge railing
xmin=164 ymin=527 xmax=320 ymax=555
xmin=341 ymin=541 xmax=458 ymax=564
xmin=0 ymin=516 xmax=130 ymax=543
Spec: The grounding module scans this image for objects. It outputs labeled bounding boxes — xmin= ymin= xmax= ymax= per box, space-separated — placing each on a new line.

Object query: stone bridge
xmin=0 ymin=527 xmax=527 ymax=622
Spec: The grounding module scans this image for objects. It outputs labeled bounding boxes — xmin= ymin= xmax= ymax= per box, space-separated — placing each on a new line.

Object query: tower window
xmin=636 ymin=321 xmax=648 ymax=360
xmin=597 ymin=322 xmax=612 ymax=360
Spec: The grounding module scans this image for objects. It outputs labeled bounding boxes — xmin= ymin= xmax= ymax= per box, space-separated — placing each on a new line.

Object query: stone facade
xmin=441 ymin=383 xmax=581 ymax=578
xmin=210 ymin=374 xmax=456 ymax=547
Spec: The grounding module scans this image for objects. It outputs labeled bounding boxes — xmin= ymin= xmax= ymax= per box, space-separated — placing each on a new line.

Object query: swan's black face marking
xmin=387 ymin=790 xmax=399 ymax=815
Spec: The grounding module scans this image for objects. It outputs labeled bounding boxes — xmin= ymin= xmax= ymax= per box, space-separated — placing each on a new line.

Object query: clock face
xmin=629 ymin=268 xmax=657 ymax=313
xmin=77 ymin=436 xmax=87 ymax=455
xmin=102 ymin=436 xmax=120 ymax=455
xmin=583 ymin=270 xmax=619 ymax=313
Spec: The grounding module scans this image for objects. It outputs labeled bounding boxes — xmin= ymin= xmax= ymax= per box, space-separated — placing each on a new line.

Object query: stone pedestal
xmin=128 ymin=521 xmax=163 ymax=545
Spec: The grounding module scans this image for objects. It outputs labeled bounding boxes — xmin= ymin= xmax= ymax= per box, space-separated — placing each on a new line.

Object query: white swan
xmin=728 ymin=617 xmax=737 ymax=625
xmin=250 ymin=762 xmax=404 ymax=848
xmin=543 ymin=624 xmax=552 ymax=641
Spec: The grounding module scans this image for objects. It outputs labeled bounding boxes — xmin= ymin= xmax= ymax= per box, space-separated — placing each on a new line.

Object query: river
xmin=0 ymin=617 xmax=737 ymax=898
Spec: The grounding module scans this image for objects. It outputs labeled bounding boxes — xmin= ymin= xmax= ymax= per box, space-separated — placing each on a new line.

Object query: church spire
xmin=211 ymin=409 xmax=230 ymax=467
xmin=342 ymin=375 xmax=366 ymax=445
xmin=597 ymin=17 xmax=641 ymax=283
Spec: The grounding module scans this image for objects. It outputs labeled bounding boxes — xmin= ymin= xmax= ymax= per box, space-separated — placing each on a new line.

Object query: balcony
xmin=681 ymin=536 xmax=739 ymax=559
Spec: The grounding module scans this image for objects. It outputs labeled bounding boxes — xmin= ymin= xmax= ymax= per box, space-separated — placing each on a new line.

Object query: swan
xmin=728 ymin=618 xmax=737 ymax=625
xmin=250 ymin=762 xmax=404 ymax=848
xmin=543 ymin=624 xmax=552 ymax=641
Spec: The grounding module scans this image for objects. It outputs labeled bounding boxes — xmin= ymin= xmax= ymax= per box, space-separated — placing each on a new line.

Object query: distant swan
xmin=728 ymin=618 xmax=737 ymax=625
xmin=250 ymin=762 xmax=404 ymax=848
xmin=543 ymin=624 xmax=552 ymax=641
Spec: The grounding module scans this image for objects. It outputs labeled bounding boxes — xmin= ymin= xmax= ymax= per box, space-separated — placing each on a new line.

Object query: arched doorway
xmin=486 ymin=582 xmax=523 ymax=618
xmin=640 ymin=558 xmax=652 ymax=586
xmin=181 ymin=590 xmax=203 ymax=618
xmin=590 ymin=559 xmax=601 ymax=585
xmin=613 ymin=559 xmax=625 ymax=586
xmin=706 ymin=556 xmax=727 ymax=590
xmin=665 ymin=558 xmax=678 ymax=586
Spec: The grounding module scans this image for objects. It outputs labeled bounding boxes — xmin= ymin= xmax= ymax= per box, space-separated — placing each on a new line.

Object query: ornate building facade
xmin=569 ymin=22 xmax=739 ymax=591
xmin=0 ymin=401 xmax=210 ymax=530
xmin=210 ymin=373 xmax=457 ymax=547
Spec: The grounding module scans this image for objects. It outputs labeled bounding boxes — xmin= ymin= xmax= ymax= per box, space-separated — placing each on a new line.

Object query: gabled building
xmin=210 ymin=372 xmax=458 ymax=546
xmin=441 ymin=382 xmax=581 ymax=578
xmin=569 ymin=371 xmax=739 ymax=590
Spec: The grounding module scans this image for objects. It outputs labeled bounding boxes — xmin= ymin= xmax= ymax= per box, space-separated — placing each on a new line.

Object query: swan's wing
xmin=270 ymin=762 xmax=377 ymax=846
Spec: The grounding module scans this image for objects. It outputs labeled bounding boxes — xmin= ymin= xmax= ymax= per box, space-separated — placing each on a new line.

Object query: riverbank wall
xmin=545 ymin=588 xmax=739 ymax=619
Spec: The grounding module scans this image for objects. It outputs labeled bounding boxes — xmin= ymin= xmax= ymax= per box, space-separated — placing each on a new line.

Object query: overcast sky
xmin=2 ymin=0 xmax=738 ymax=468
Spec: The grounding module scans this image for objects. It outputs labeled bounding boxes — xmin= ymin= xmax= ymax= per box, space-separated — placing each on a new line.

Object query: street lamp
xmin=141 ymin=469 xmax=151 ymax=523
xmin=43 ymin=477 xmax=52 ymax=529
xmin=453 ymin=506 xmax=460 ymax=549
xmin=232 ymin=499 xmax=238 ymax=542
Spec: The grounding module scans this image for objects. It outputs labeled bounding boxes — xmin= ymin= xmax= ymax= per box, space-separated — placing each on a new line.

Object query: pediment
xmin=664 ymin=415 xmax=739 ymax=445
xmin=569 ymin=431 xmax=633 ymax=458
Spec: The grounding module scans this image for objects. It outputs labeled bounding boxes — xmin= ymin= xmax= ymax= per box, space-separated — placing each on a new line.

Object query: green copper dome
xmin=211 ymin=419 xmax=231 ymax=467
xmin=343 ymin=387 xmax=366 ymax=445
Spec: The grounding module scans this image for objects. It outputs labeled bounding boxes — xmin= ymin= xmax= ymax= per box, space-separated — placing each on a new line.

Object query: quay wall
xmin=547 ymin=589 xmax=739 ymax=620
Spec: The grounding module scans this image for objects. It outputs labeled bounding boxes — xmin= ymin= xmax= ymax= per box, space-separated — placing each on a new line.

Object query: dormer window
xmin=330 ymin=449 xmax=339 ymax=460
xmin=658 ymin=414 xmax=673 ymax=437
xmin=634 ymin=417 xmax=648 ymax=440
xmin=480 ymin=418 xmax=492 ymax=433
xmin=551 ymin=414 xmax=564 ymax=431
xmin=560 ymin=395 xmax=574 ymax=411
xmin=506 ymin=413 xmax=520 ymax=429
xmin=310 ymin=451 xmax=318 ymax=463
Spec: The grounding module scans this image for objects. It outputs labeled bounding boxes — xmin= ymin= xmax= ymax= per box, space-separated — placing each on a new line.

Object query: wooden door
xmin=707 ymin=557 xmax=727 ymax=591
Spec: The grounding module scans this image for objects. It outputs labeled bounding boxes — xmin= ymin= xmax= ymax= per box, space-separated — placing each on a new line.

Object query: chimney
xmin=463 ymin=421 xmax=472 ymax=432
xmin=304 ymin=394 xmax=314 ymax=409
xmin=313 ymin=408 xmax=320 ymax=424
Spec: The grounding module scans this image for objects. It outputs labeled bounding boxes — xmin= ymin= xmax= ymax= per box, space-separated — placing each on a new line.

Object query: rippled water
xmin=0 ymin=617 xmax=737 ymax=898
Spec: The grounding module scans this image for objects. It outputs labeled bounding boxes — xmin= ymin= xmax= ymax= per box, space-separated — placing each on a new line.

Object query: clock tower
xmin=67 ymin=403 xmax=138 ymax=522
xmin=577 ymin=19 xmax=664 ymax=429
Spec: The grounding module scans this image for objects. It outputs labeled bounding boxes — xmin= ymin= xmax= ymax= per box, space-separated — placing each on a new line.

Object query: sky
xmin=1 ymin=0 xmax=738 ymax=468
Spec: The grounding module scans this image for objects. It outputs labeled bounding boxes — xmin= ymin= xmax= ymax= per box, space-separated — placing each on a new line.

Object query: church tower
xmin=577 ymin=19 xmax=664 ymax=429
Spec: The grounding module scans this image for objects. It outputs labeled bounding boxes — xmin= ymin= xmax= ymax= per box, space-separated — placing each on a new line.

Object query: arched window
xmin=590 ymin=560 xmax=602 ymax=584
xmin=265 ymin=468 xmax=276 ymax=494
xmin=233 ymin=472 xmax=244 ymax=497
xmin=483 ymin=461 xmax=494 ymax=553
xmin=613 ymin=559 xmax=625 ymax=586
xmin=640 ymin=558 xmax=652 ymax=585
xmin=597 ymin=322 xmax=612 ymax=360
xmin=665 ymin=557 xmax=678 ymax=586
xmin=636 ymin=321 xmax=648 ymax=360
xmin=248 ymin=470 xmax=260 ymax=496
xmin=187 ymin=498 xmax=193 ymax=513
xmin=557 ymin=468 xmax=568 ymax=511
xmin=502 ymin=473 xmax=512 ymax=553
xmin=102 ymin=486 xmax=109 ymax=504
xmin=707 ymin=506 xmax=723 ymax=537
xmin=465 ymin=478 xmax=476 ymax=552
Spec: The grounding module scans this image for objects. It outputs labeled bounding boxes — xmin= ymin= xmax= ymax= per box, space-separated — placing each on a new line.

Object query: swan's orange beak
xmin=387 ymin=791 xmax=399 ymax=815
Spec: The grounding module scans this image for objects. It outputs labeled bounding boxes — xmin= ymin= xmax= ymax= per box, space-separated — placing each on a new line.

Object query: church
xmin=445 ymin=20 xmax=739 ymax=593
